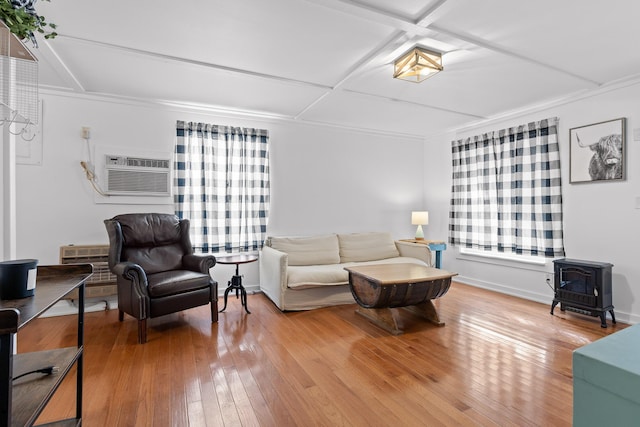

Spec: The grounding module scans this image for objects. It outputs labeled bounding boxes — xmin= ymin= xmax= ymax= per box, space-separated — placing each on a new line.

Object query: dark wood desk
xmin=345 ymin=263 xmax=457 ymax=335
xmin=216 ymin=254 xmax=258 ymax=314
xmin=0 ymin=264 xmax=92 ymax=427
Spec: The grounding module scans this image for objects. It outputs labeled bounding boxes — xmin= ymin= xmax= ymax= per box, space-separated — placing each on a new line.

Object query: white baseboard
xmin=456 ymin=276 xmax=639 ymax=325
xmin=40 ymin=283 xmax=262 ymax=317
xmin=454 ymin=275 xmax=552 ymax=304
xmin=40 ymin=296 xmax=116 ymax=318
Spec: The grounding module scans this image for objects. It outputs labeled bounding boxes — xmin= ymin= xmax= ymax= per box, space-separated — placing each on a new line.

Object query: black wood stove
xmin=550 ymin=258 xmax=616 ymax=328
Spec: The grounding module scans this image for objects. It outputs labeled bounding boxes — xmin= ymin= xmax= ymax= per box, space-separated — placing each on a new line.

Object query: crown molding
xmin=451 ymin=73 xmax=640 ymax=136
xmin=37 ymin=86 xmax=426 ymax=141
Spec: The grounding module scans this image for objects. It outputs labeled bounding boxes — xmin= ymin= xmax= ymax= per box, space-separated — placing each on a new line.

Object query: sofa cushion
xmin=338 ymin=232 xmax=399 ymax=263
xmin=287 ymin=257 xmax=427 ymax=290
xmin=147 ymin=270 xmax=211 ymax=298
xmin=287 ymin=264 xmax=349 ymax=289
xmin=268 ymin=234 xmax=340 ymax=266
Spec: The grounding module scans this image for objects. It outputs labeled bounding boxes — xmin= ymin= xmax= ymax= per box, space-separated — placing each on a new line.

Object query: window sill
xmin=457 ymin=248 xmax=552 ymax=272
xmin=459 ymin=248 xmax=546 ymax=265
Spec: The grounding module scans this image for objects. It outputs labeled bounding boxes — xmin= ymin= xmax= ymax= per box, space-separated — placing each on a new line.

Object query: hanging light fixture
xmin=393 ymin=45 xmax=443 ymax=83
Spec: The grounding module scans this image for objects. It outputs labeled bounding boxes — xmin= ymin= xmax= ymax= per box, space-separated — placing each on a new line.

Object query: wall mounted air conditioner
xmin=105 ymin=155 xmax=171 ymax=196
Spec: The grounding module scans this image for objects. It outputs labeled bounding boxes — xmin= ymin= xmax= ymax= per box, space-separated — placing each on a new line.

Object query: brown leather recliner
xmin=104 ymin=213 xmax=218 ymax=343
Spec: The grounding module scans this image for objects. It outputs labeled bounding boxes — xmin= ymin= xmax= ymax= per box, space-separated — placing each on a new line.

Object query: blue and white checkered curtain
xmin=174 ymin=121 xmax=270 ymax=253
xmin=449 ymin=117 xmax=565 ymax=257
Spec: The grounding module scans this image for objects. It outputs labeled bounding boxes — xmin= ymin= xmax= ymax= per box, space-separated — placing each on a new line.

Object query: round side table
xmin=216 ymin=254 xmax=258 ymax=314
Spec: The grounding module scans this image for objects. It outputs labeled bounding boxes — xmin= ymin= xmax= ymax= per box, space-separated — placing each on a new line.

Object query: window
xmin=449 ymin=117 xmax=564 ymax=258
xmin=174 ymin=121 xmax=270 ymax=253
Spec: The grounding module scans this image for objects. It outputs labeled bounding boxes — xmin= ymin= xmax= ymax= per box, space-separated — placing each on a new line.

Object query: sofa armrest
xmin=259 ymin=245 xmax=289 ymax=310
xmin=395 ymin=240 xmax=433 ymax=267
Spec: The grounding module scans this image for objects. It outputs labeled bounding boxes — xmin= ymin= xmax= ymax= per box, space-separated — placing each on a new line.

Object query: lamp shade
xmin=393 ymin=46 xmax=443 ymax=83
xmin=411 ymin=211 xmax=429 ymax=225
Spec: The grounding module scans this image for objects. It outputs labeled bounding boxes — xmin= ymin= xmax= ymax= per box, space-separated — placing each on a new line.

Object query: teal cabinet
xmin=573 ymin=324 xmax=640 ymax=426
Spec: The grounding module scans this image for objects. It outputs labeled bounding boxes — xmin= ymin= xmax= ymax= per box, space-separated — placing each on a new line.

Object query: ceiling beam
xmin=294 ymin=30 xmax=407 ymax=120
xmin=429 ymin=24 xmax=602 ymax=87
xmin=294 ymin=1 xmax=451 ymax=120
xmin=36 ymin=39 xmax=86 ymax=92
xmin=306 ymin=0 xmax=603 ymax=86
xmin=303 ymin=0 xmax=435 ymax=35
xmin=342 ymin=88 xmax=487 ymax=119
xmin=57 ymin=34 xmax=334 ymax=91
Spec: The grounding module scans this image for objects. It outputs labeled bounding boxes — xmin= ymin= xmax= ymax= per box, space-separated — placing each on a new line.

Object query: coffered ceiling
xmin=31 ymin=0 xmax=640 ymax=139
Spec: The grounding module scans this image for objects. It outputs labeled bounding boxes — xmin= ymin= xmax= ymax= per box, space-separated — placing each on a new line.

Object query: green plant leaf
xmin=0 ymin=0 xmax=58 ymax=44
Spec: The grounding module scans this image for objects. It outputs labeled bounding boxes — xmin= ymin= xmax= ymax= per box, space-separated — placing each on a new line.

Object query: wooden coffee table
xmin=345 ymin=263 xmax=457 ymax=335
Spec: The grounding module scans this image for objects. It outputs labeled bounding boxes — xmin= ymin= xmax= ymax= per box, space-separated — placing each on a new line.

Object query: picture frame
xmin=569 ymin=118 xmax=625 ymax=183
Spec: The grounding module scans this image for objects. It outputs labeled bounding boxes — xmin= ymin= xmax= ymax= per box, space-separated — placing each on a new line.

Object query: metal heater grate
xmin=59 ymin=244 xmax=117 ymax=300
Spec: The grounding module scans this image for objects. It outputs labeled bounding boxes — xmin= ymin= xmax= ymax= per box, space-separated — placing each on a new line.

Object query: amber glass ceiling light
xmin=393 ymin=46 xmax=443 ymax=83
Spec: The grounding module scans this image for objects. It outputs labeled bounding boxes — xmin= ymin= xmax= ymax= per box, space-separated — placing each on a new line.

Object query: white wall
xmin=424 ymin=80 xmax=640 ymax=324
xmin=13 ymin=91 xmax=426 ymax=291
xmin=10 ymin=84 xmax=640 ymax=323
xmin=267 ymin=122 xmax=426 ymax=237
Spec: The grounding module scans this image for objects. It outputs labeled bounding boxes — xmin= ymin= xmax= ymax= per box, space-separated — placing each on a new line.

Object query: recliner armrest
xmin=111 ymin=261 xmax=150 ymax=321
xmin=112 ymin=261 xmax=147 ymax=284
xmin=182 ymin=254 xmax=216 ymax=273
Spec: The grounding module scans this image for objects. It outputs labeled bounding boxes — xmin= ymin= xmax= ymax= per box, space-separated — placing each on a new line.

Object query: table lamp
xmin=411 ymin=211 xmax=429 ymax=240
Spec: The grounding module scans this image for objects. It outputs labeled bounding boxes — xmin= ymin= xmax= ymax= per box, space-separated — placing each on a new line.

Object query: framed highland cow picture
xmin=569 ymin=118 xmax=626 ymax=183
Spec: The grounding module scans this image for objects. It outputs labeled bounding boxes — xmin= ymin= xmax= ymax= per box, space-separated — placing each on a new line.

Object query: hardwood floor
xmin=19 ymin=282 xmax=625 ymax=426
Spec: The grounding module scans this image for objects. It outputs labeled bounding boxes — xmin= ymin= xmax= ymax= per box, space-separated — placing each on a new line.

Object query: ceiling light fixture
xmin=393 ymin=46 xmax=443 ymax=83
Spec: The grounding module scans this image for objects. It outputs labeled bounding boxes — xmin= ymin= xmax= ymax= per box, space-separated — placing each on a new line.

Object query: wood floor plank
xmin=17 ymin=282 xmax=627 ymax=426
xmin=192 ymin=325 xmax=225 ymax=427
xmin=218 ymin=317 xmax=277 ymax=427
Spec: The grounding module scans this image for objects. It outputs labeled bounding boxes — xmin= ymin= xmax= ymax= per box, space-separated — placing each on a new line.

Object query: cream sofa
xmin=259 ymin=232 xmax=433 ymax=311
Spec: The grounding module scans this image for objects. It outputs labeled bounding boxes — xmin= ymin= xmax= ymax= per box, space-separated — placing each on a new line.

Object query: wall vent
xmin=105 ymin=155 xmax=171 ymax=196
xmin=59 ymin=244 xmax=116 ymax=300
